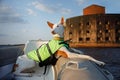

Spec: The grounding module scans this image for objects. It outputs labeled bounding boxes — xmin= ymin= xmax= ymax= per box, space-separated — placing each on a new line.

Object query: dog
xmin=14 ymin=17 xmax=105 ymax=74
xmin=46 ymin=17 xmax=105 ymax=66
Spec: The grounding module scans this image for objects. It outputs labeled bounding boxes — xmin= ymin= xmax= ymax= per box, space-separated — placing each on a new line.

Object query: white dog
xmin=46 ymin=17 xmax=105 ymax=66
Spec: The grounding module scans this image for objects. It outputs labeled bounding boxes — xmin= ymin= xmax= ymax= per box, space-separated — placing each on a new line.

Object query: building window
xmin=79 ymin=30 xmax=81 ymax=34
xmin=79 ymin=37 xmax=83 ymax=41
xmin=69 ymin=32 xmax=72 ymax=35
xmin=97 ymin=21 xmax=102 ymax=25
xmin=86 ymin=22 xmax=91 ymax=29
xmin=105 ymin=37 xmax=109 ymax=41
xmin=97 ymin=37 xmax=100 ymax=41
xmin=97 ymin=37 xmax=103 ymax=41
xmin=86 ymin=30 xmax=90 ymax=33
xmin=86 ymin=22 xmax=89 ymax=25
xmin=116 ymin=37 xmax=120 ymax=42
xmin=105 ymin=30 xmax=109 ymax=33
xmin=86 ymin=30 xmax=90 ymax=36
xmin=116 ymin=29 xmax=120 ymax=33
xmin=86 ymin=37 xmax=90 ymax=41
xmin=115 ymin=20 xmax=120 ymax=25
xmin=105 ymin=21 xmax=110 ymax=25
xmin=79 ymin=23 xmax=81 ymax=26
xmin=115 ymin=29 xmax=118 ymax=33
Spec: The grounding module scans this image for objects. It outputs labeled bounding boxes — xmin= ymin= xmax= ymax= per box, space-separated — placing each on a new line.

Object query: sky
xmin=0 ymin=0 xmax=120 ymax=45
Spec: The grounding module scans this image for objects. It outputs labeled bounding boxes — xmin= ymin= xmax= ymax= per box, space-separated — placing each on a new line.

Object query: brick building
xmin=64 ymin=4 xmax=120 ymax=47
xmin=83 ymin=4 xmax=105 ymax=15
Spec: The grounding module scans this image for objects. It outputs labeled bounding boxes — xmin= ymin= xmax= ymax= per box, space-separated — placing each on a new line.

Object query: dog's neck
xmin=53 ymin=34 xmax=63 ymax=38
xmin=53 ymin=36 xmax=64 ymax=41
xmin=53 ymin=33 xmax=64 ymax=41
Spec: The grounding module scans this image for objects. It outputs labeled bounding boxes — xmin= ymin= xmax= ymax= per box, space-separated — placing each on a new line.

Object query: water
xmin=77 ymin=47 xmax=120 ymax=80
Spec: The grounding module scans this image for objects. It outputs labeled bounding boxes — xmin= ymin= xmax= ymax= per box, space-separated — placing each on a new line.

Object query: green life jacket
xmin=27 ymin=39 xmax=69 ymax=62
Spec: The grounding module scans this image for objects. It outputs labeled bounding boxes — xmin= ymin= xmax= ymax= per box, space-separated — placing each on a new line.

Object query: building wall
xmin=64 ymin=14 xmax=120 ymax=47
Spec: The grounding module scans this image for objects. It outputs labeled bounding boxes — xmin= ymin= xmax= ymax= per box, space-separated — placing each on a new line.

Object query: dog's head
xmin=47 ymin=17 xmax=65 ymax=38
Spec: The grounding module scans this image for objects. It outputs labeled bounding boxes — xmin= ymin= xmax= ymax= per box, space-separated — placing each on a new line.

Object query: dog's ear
xmin=47 ymin=21 xmax=54 ymax=29
xmin=61 ymin=17 xmax=64 ymax=25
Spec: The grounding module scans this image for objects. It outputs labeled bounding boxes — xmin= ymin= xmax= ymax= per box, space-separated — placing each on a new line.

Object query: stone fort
xmin=64 ymin=4 xmax=120 ymax=47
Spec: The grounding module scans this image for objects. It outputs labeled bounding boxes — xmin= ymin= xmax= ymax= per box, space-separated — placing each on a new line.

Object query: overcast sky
xmin=0 ymin=0 xmax=120 ymax=44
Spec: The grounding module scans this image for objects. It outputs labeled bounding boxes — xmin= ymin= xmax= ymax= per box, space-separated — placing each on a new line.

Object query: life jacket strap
xmin=46 ymin=43 xmax=53 ymax=57
xmin=36 ymin=48 xmax=42 ymax=62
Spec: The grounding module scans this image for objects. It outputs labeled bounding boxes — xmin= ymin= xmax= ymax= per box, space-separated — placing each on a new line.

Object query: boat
xmin=1 ymin=40 xmax=114 ymax=80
